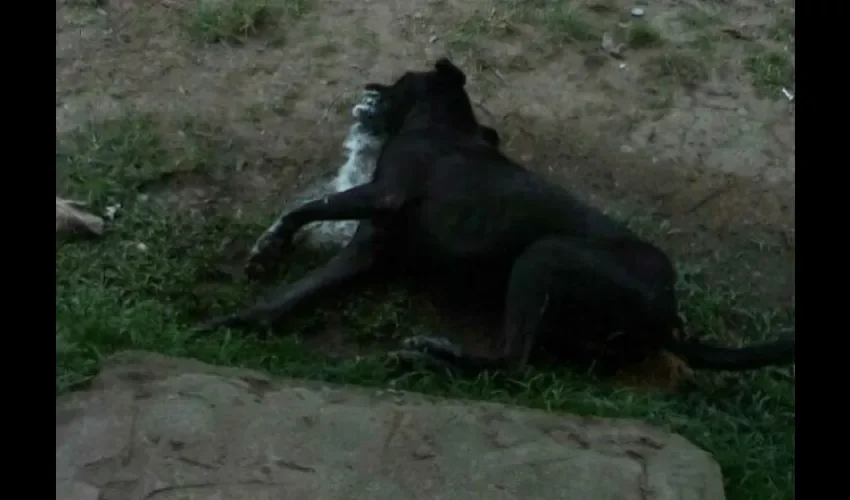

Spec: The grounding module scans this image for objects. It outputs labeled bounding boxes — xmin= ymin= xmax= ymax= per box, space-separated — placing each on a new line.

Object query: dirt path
xmin=56 ymin=0 xmax=795 ymax=306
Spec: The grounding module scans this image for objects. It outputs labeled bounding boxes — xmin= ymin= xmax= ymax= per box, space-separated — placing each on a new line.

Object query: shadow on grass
xmin=56 ymin=112 xmax=794 ymax=500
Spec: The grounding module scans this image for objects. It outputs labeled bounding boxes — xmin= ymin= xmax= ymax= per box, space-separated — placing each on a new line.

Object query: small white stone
xmin=630 ymin=6 xmax=645 ymax=17
xmin=104 ymin=203 xmax=122 ymax=220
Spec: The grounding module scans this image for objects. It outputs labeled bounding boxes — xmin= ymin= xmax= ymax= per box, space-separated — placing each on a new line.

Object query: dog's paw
xmin=244 ymin=241 xmax=292 ymax=277
xmin=244 ymin=245 xmax=283 ymax=279
xmin=244 ymin=256 xmax=272 ymax=279
xmin=244 ymin=241 xmax=274 ymax=278
xmin=245 ymin=224 xmax=298 ymax=277
xmin=352 ymin=90 xmax=382 ymax=121
xmin=401 ymin=335 xmax=464 ymax=359
xmin=195 ymin=314 xmax=238 ymax=333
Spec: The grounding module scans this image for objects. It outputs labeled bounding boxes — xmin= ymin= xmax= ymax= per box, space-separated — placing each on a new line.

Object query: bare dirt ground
xmin=56 ymin=0 xmax=795 ymax=314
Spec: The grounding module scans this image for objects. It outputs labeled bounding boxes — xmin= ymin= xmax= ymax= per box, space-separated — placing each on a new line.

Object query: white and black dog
xmin=249 ymin=91 xmax=387 ymax=255
xmin=249 ymin=87 xmax=500 ymax=254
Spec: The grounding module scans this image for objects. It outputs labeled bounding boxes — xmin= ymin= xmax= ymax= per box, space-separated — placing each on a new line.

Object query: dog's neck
xmin=399 ymin=93 xmax=482 ymax=138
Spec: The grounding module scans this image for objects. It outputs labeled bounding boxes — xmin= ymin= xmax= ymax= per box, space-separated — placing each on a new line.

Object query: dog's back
xmin=374 ymin=116 xmax=634 ymax=265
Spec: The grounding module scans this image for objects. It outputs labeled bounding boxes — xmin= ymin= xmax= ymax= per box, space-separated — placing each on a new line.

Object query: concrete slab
xmin=56 ymin=351 xmax=725 ymax=500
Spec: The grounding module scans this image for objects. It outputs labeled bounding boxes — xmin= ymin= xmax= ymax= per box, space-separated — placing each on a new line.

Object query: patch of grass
xmin=181 ymin=0 xmax=312 ymax=45
xmin=644 ymin=50 xmax=710 ymax=90
xmin=56 ymin=114 xmax=794 ymax=500
xmin=446 ymin=0 xmax=600 ymax=57
xmin=627 ymin=21 xmax=664 ymax=49
xmin=541 ymin=2 xmax=599 ymax=44
xmin=746 ymin=50 xmax=794 ymax=99
xmin=445 ymin=3 xmax=526 ymax=54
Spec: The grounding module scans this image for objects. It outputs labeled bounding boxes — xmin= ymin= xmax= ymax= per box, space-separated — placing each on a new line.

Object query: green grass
xmin=446 ymin=0 xmax=600 ymax=56
xmin=627 ymin=21 xmax=664 ymax=50
xmin=746 ymin=50 xmax=794 ymax=99
xmin=56 ymin=113 xmax=795 ymax=500
xmin=540 ymin=2 xmax=598 ymax=44
xmin=181 ymin=0 xmax=312 ymax=45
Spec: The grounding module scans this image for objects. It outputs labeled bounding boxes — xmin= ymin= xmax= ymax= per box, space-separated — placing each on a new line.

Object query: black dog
xmin=198 ymin=58 xmax=794 ymax=376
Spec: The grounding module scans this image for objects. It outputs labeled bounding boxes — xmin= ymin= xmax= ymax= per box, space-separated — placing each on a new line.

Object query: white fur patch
xmin=299 ymin=92 xmax=385 ymax=248
xmin=299 ymin=122 xmax=384 ymax=247
xmin=248 ymin=92 xmax=385 ymax=259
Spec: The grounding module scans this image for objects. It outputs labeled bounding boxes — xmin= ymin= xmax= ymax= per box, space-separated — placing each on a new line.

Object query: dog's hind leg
xmin=198 ymin=224 xmax=380 ymax=333
xmin=396 ymin=236 xmax=670 ymax=375
xmin=394 ymin=238 xmax=560 ymax=375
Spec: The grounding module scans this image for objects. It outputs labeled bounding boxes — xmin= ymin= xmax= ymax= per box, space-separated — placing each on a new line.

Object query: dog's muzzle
xmin=352 ymin=90 xmax=386 ymax=134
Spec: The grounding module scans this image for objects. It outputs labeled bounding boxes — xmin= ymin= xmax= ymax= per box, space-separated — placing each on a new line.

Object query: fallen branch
xmin=56 ymin=197 xmax=105 ymax=238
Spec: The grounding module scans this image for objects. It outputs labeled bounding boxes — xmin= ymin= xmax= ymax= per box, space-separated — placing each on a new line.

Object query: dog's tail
xmin=665 ymin=332 xmax=795 ymax=371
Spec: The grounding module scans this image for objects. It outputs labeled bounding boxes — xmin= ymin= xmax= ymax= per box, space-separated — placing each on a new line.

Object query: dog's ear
xmin=434 ymin=58 xmax=466 ymax=86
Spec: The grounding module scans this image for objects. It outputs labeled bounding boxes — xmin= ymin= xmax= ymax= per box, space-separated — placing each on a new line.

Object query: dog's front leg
xmin=198 ymin=224 xmax=380 ymax=333
xmin=247 ymin=183 xmax=403 ymax=275
xmin=247 ymin=208 xmax=301 ymax=274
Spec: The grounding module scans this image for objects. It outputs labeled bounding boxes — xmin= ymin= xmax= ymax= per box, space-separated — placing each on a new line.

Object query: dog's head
xmin=361 ymin=58 xmax=486 ymax=138
xmin=365 ymin=57 xmax=466 ymax=101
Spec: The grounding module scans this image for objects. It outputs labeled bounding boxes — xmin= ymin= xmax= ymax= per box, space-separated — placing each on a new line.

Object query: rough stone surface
xmin=56 ymin=351 xmax=726 ymax=500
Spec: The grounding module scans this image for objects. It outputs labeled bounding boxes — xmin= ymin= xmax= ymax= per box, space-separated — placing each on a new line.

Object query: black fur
xmin=197 ymin=58 xmax=794 ymax=375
